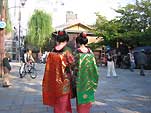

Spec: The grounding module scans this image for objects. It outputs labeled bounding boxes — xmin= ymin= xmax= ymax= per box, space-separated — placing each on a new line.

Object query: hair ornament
xmin=58 ymin=31 xmax=64 ymax=36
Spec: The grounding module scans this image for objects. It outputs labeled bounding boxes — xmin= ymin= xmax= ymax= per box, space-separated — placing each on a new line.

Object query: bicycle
xmin=19 ymin=62 xmax=37 ymax=79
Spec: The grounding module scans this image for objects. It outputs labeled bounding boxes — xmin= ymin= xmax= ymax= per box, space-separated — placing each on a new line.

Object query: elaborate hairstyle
xmin=76 ymin=32 xmax=88 ymax=45
xmin=56 ymin=30 xmax=69 ymax=42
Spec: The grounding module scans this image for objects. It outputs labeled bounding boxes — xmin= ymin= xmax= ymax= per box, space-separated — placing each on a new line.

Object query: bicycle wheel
xmin=29 ymin=67 xmax=37 ymax=79
xmin=19 ymin=66 xmax=26 ymax=78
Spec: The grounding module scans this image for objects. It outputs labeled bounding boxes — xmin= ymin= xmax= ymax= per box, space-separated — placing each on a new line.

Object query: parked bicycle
xmin=19 ymin=62 xmax=37 ymax=79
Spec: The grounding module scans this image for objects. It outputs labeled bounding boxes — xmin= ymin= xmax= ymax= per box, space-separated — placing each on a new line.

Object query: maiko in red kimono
xmin=42 ymin=47 xmax=74 ymax=113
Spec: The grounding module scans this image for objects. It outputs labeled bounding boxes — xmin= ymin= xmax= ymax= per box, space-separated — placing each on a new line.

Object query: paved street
xmin=0 ymin=62 xmax=151 ymax=113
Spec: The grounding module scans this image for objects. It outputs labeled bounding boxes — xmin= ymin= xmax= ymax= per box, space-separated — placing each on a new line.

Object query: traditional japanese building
xmin=55 ymin=21 xmax=102 ymax=48
xmin=54 ymin=21 xmax=103 ymax=65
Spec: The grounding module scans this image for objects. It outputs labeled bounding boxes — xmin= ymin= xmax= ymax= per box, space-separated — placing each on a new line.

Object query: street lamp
xmin=21 ymin=0 xmax=27 ymax=6
xmin=18 ymin=0 xmax=27 ymax=62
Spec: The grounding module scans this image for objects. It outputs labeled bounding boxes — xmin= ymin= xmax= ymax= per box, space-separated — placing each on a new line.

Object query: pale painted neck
xmin=79 ymin=44 xmax=88 ymax=53
xmin=55 ymin=42 xmax=67 ymax=50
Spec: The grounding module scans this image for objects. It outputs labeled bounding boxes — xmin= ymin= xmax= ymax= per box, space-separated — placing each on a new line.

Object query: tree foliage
xmin=26 ymin=10 xmax=53 ymax=49
xmin=94 ymin=13 xmax=122 ymax=45
xmin=95 ymin=0 xmax=151 ymax=47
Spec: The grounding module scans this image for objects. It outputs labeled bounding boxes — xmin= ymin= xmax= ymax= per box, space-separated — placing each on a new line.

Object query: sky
xmin=8 ymin=0 xmax=136 ymax=31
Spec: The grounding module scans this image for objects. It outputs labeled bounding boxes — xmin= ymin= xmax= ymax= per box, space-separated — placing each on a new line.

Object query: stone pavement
xmin=0 ymin=62 xmax=151 ymax=113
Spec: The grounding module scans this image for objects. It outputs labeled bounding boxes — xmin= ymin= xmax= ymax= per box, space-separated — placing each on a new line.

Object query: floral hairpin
xmin=58 ymin=31 xmax=64 ymax=36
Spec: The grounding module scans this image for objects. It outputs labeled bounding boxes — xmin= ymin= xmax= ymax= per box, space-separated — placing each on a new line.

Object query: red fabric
xmin=54 ymin=95 xmax=72 ymax=113
xmin=42 ymin=52 xmax=72 ymax=113
xmin=77 ymin=102 xmax=92 ymax=113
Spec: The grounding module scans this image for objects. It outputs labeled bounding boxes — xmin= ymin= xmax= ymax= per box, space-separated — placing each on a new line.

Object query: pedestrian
xmin=38 ymin=51 xmax=42 ymax=63
xmin=106 ymin=49 xmax=117 ymax=77
xmin=42 ymin=51 xmax=48 ymax=63
xmin=73 ymin=32 xmax=99 ymax=113
xmin=136 ymin=49 xmax=147 ymax=76
xmin=42 ymin=31 xmax=74 ymax=113
xmin=116 ymin=51 xmax=122 ymax=68
xmin=2 ymin=52 xmax=11 ymax=87
xmin=128 ymin=48 xmax=135 ymax=72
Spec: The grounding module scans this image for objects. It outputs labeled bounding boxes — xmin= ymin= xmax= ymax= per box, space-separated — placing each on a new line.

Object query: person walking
xmin=38 ymin=51 xmax=42 ymax=63
xmin=42 ymin=31 xmax=74 ymax=113
xmin=2 ymin=52 xmax=11 ymax=87
xmin=136 ymin=49 xmax=147 ymax=76
xmin=73 ymin=32 xmax=99 ymax=113
xmin=128 ymin=49 xmax=135 ymax=72
xmin=42 ymin=51 xmax=48 ymax=64
xmin=106 ymin=49 xmax=117 ymax=77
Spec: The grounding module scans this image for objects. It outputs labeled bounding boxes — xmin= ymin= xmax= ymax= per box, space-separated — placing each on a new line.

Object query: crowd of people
xmin=104 ymin=46 xmax=148 ymax=77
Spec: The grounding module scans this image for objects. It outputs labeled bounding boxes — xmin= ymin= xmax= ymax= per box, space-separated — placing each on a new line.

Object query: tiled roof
xmin=55 ymin=20 xmax=93 ymax=31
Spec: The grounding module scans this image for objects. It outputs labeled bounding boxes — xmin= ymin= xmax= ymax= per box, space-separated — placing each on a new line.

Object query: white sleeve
xmin=24 ymin=54 xmax=27 ymax=62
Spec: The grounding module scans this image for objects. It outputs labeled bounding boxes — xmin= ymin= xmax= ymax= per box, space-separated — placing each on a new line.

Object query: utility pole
xmin=18 ymin=0 xmax=27 ymax=62
xmin=0 ymin=0 xmax=6 ymax=77
xmin=18 ymin=4 xmax=21 ymax=62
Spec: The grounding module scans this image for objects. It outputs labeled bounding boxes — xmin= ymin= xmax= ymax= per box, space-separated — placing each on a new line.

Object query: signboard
xmin=0 ymin=21 xmax=6 ymax=29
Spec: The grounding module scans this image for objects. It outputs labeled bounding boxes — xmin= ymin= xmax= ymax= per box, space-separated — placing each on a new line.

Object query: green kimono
xmin=74 ymin=49 xmax=99 ymax=105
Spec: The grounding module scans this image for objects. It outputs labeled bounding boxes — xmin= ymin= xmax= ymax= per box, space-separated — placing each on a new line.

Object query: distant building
xmin=55 ymin=21 xmax=102 ymax=46
xmin=5 ymin=39 xmax=18 ymax=60
xmin=4 ymin=32 xmax=19 ymax=61
xmin=54 ymin=21 xmax=103 ymax=65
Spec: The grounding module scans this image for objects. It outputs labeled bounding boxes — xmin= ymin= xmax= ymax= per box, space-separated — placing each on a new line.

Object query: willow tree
xmin=26 ymin=10 xmax=53 ymax=51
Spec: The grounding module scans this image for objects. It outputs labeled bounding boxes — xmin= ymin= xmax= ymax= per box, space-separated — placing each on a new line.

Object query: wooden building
xmin=54 ymin=21 xmax=104 ymax=65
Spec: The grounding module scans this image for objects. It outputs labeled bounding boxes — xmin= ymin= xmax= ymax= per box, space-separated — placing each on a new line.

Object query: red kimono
xmin=42 ymin=47 xmax=74 ymax=113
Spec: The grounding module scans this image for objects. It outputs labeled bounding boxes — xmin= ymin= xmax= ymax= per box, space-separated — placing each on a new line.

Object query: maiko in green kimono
xmin=75 ymin=49 xmax=99 ymax=103
xmin=73 ymin=32 xmax=99 ymax=113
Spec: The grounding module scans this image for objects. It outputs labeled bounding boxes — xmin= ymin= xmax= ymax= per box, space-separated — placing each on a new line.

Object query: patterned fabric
xmin=75 ymin=50 xmax=99 ymax=105
xmin=42 ymin=46 xmax=74 ymax=113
